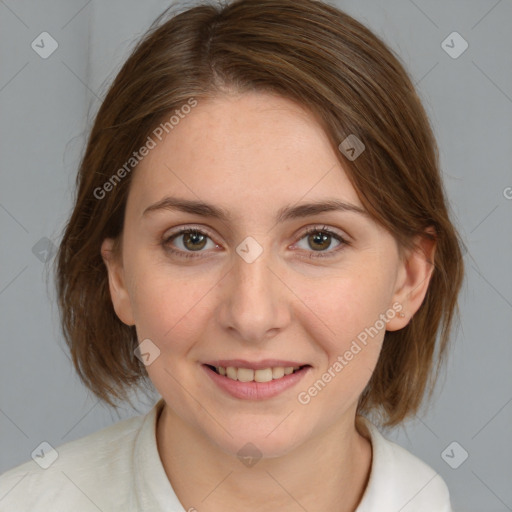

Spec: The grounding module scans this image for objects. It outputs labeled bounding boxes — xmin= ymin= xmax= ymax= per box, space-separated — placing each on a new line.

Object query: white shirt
xmin=0 ymin=398 xmax=453 ymax=511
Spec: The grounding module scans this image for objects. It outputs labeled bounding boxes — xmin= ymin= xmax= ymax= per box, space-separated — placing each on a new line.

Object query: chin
xmin=206 ymin=421 xmax=306 ymax=462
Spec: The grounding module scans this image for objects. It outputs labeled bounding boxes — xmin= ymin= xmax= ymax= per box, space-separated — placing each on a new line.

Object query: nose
xmin=217 ymin=242 xmax=291 ymax=344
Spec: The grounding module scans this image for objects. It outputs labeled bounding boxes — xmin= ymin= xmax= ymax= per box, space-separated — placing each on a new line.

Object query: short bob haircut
xmin=55 ymin=0 xmax=465 ymax=427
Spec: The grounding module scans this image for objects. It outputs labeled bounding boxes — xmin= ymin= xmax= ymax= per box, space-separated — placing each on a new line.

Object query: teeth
xmin=272 ymin=367 xmax=285 ymax=379
xmin=214 ymin=365 xmax=302 ymax=382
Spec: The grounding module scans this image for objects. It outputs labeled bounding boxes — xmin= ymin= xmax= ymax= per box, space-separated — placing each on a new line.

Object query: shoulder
xmin=0 ymin=408 xmax=148 ymax=512
xmin=356 ymin=417 xmax=453 ymax=512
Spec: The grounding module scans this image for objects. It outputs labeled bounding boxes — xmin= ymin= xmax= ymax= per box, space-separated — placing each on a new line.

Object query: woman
xmin=0 ymin=1 xmax=464 ymax=510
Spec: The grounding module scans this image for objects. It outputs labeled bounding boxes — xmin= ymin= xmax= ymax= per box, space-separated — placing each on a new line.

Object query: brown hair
xmin=55 ymin=0 xmax=465 ymax=427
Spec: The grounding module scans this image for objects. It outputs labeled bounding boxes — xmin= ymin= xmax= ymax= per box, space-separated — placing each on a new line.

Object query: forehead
xmin=128 ymin=92 xmax=362 ymax=218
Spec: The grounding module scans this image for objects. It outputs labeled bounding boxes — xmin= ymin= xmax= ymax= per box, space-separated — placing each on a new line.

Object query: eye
xmin=162 ymin=227 xmax=219 ymax=259
xmin=162 ymin=224 xmax=349 ymax=260
xmin=293 ymin=225 xmax=348 ymax=258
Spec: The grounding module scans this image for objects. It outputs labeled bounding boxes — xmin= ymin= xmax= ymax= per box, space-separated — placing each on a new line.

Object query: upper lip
xmin=203 ymin=359 xmax=311 ymax=370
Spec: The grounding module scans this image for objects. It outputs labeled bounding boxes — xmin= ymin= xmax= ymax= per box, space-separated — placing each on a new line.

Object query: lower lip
xmin=202 ymin=364 xmax=311 ymax=400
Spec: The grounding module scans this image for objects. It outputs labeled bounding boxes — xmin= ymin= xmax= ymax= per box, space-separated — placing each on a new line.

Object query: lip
xmin=202 ymin=359 xmax=309 ymax=370
xmin=201 ymin=363 xmax=312 ymax=400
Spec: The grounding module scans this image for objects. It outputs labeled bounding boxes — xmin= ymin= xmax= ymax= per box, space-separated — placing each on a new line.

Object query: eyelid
xmin=163 ymin=224 xmax=220 ymax=243
xmin=163 ymin=223 xmax=349 ymax=242
xmin=296 ymin=224 xmax=349 ymax=242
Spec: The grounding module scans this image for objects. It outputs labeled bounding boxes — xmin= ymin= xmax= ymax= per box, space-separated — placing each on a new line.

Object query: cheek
xmin=295 ymin=277 xmax=389 ymax=411
xmin=292 ymin=266 xmax=394 ymax=409
xmin=127 ymin=259 xmax=214 ymax=350
xmin=298 ymin=269 xmax=392 ymax=350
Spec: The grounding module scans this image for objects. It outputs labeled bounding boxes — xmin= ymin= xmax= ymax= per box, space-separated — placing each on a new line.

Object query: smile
xmin=202 ymin=363 xmax=312 ymax=400
xmin=206 ymin=364 xmax=308 ymax=382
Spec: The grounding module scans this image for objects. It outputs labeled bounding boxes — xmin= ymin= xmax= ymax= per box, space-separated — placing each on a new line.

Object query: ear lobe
xmin=101 ymin=237 xmax=135 ymax=326
xmin=386 ymin=228 xmax=436 ymax=331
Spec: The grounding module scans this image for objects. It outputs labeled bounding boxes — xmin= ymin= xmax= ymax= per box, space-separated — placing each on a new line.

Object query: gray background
xmin=1 ymin=1 xmax=511 ymax=510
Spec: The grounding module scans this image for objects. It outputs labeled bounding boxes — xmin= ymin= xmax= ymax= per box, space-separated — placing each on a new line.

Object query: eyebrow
xmin=142 ymin=196 xmax=369 ymax=223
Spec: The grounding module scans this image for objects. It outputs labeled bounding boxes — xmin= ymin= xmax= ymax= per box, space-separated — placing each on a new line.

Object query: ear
xmin=386 ymin=227 xmax=436 ymax=331
xmin=101 ymin=237 xmax=135 ymax=326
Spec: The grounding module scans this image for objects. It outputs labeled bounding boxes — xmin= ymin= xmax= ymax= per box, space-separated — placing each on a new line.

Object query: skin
xmin=101 ymin=91 xmax=435 ymax=512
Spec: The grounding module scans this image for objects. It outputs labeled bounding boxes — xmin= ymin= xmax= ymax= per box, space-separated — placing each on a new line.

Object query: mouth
xmin=201 ymin=362 xmax=312 ymax=400
xmin=204 ymin=363 xmax=311 ymax=383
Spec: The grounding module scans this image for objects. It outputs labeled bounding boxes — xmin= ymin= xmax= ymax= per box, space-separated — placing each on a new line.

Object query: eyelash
xmin=162 ymin=225 xmax=349 ymax=260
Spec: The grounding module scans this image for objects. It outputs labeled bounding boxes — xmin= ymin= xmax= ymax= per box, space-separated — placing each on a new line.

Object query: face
xmin=102 ymin=91 xmax=432 ymax=458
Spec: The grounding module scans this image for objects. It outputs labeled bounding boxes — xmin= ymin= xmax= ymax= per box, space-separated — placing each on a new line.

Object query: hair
xmin=55 ymin=0 xmax=465 ymax=427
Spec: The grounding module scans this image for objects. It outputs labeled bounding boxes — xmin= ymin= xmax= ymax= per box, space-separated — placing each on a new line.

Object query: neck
xmin=156 ymin=403 xmax=372 ymax=512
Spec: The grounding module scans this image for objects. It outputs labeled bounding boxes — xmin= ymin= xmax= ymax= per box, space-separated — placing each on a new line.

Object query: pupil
xmin=310 ymin=232 xmax=329 ymax=250
xmin=185 ymin=231 xmax=206 ymax=251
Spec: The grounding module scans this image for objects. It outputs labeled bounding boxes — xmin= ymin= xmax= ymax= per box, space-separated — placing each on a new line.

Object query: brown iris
xmin=308 ymin=231 xmax=331 ymax=251
xmin=183 ymin=231 xmax=208 ymax=251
